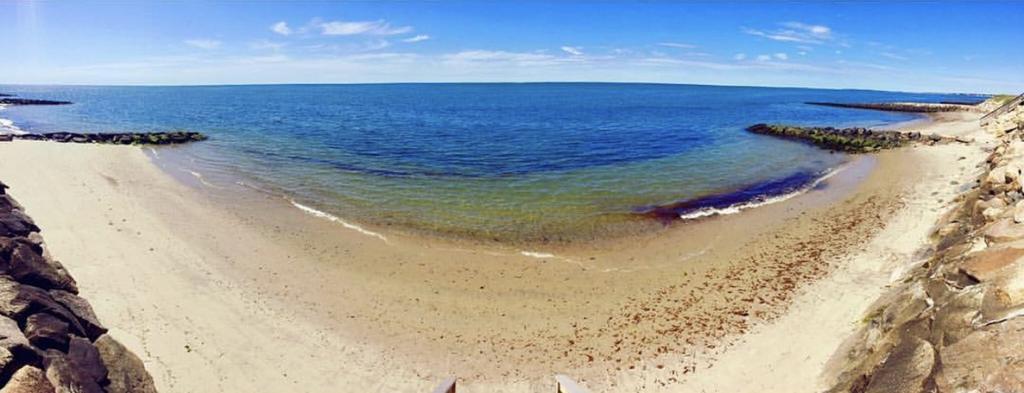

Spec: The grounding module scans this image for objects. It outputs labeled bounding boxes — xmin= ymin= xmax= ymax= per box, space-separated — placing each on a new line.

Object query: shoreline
xmin=0 ymin=108 xmax=990 ymax=392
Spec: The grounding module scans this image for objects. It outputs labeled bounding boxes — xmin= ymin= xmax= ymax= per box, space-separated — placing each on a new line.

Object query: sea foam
xmin=288 ymin=199 xmax=389 ymax=242
xmin=678 ymin=164 xmax=849 ymax=221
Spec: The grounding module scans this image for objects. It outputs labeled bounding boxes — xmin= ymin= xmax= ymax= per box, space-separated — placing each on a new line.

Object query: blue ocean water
xmin=0 ymin=83 xmax=981 ymax=242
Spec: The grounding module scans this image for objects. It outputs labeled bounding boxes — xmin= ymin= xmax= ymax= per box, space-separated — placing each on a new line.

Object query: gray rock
xmin=94 ymin=335 xmax=156 ymax=393
xmin=42 ymin=348 xmax=105 ymax=393
xmin=864 ymin=337 xmax=936 ymax=393
xmin=0 ymin=366 xmax=55 ymax=393
xmin=24 ymin=313 xmax=70 ymax=351
xmin=0 ymin=239 xmax=78 ymax=292
xmin=0 ymin=277 xmax=86 ymax=336
xmin=47 ymin=290 xmax=106 ymax=340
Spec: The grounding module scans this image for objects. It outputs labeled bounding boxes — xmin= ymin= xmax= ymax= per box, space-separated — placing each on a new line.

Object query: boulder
xmin=0 ymin=239 xmax=78 ymax=292
xmin=0 ymin=277 xmax=86 ymax=336
xmin=983 ymin=218 xmax=1024 ymax=244
xmin=983 ymin=207 xmax=1004 ymax=222
xmin=42 ymin=348 xmax=105 ymax=393
xmin=24 ymin=313 xmax=70 ymax=351
xmin=47 ymin=290 xmax=106 ymax=340
xmin=863 ymin=337 xmax=936 ymax=393
xmin=935 ymin=317 xmax=1024 ymax=392
xmin=0 ymin=181 xmax=7 ymax=195
xmin=0 ymin=210 xmax=39 ymax=238
xmin=0 ymin=366 xmax=55 ymax=393
xmin=961 ymin=245 xmax=1024 ymax=282
xmin=95 ymin=335 xmax=157 ymax=393
xmin=0 ymin=316 xmax=37 ymax=364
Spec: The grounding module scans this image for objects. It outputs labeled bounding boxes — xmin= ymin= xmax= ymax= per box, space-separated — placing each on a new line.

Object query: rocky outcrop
xmin=746 ymin=124 xmax=956 ymax=153
xmin=0 ymin=181 xmax=156 ymax=391
xmin=826 ymin=96 xmax=1024 ymax=393
xmin=0 ymin=99 xmax=71 ymax=106
xmin=8 ymin=132 xmax=207 ymax=145
xmin=806 ymin=102 xmax=970 ymax=113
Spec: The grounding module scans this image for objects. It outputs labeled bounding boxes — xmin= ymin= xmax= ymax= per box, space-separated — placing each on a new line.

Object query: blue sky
xmin=2 ymin=1 xmax=1022 ymax=93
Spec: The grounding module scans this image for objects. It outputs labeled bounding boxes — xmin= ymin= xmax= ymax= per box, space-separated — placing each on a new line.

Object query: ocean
xmin=0 ymin=83 xmax=981 ymax=242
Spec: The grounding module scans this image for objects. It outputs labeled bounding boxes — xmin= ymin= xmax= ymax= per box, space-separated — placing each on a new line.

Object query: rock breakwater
xmin=0 ymin=180 xmax=156 ymax=393
xmin=0 ymin=99 xmax=71 ymax=106
xmin=6 ymin=132 xmax=207 ymax=145
xmin=826 ymin=97 xmax=1024 ymax=393
xmin=806 ymin=102 xmax=970 ymax=113
xmin=746 ymin=124 xmax=956 ymax=153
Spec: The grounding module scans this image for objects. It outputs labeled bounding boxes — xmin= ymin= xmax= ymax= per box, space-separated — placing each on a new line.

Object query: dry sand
xmin=0 ymin=111 xmax=990 ymax=392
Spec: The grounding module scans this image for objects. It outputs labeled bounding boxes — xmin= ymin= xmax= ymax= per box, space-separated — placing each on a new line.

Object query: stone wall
xmin=826 ymin=99 xmax=1024 ymax=393
xmin=0 ymin=180 xmax=157 ymax=393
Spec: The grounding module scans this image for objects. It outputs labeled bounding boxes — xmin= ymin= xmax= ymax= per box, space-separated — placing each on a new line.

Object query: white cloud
xmin=756 ymin=54 xmax=771 ymax=62
xmin=781 ymin=22 xmax=831 ymax=39
xmin=319 ymin=20 xmax=412 ymax=36
xmin=733 ymin=53 xmax=747 ymax=61
xmin=250 ymin=40 xmax=285 ymax=51
xmin=271 ymin=21 xmax=292 ymax=36
xmin=184 ymin=39 xmax=222 ymax=50
xmin=744 ymin=22 xmax=834 ymax=45
xmin=403 ymin=35 xmax=430 ymax=43
xmin=561 ymin=46 xmax=583 ymax=56
xmin=774 ymin=53 xmax=788 ymax=60
xmin=880 ymin=52 xmax=908 ymax=61
xmin=657 ymin=42 xmax=696 ymax=49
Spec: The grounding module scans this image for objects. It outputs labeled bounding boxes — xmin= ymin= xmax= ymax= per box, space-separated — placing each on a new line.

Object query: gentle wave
xmin=184 ymin=169 xmax=217 ymax=188
xmin=0 ymin=105 xmax=25 ymax=135
xmin=678 ymin=164 xmax=849 ymax=221
xmin=287 ymin=199 xmax=389 ymax=242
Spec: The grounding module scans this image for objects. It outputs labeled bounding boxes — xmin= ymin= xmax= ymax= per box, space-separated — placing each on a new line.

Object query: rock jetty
xmin=746 ymin=123 xmax=954 ymax=153
xmin=0 ymin=180 xmax=157 ymax=393
xmin=826 ymin=97 xmax=1024 ymax=393
xmin=7 ymin=132 xmax=207 ymax=145
xmin=806 ymin=102 xmax=968 ymax=113
xmin=0 ymin=98 xmax=72 ymax=106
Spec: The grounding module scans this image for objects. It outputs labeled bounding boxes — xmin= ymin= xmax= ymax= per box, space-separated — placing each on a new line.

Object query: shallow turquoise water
xmin=0 ymin=83 xmax=981 ymax=241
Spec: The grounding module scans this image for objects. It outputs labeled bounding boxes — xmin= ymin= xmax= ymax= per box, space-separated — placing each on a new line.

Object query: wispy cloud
xmin=560 ymin=46 xmax=583 ymax=56
xmin=250 ymin=40 xmax=285 ymax=51
xmin=774 ymin=52 xmax=788 ymax=60
xmin=744 ymin=21 xmax=833 ymax=44
xmin=403 ymin=34 xmax=431 ymax=43
xmin=319 ymin=19 xmax=412 ymax=36
xmin=184 ymin=39 xmax=222 ymax=50
xmin=657 ymin=42 xmax=696 ymax=49
xmin=270 ymin=21 xmax=292 ymax=36
xmin=879 ymin=52 xmax=908 ymax=61
xmin=733 ymin=53 xmax=747 ymax=61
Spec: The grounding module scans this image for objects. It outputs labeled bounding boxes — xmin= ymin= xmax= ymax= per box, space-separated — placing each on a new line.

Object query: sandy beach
xmin=0 ymin=110 xmax=991 ymax=392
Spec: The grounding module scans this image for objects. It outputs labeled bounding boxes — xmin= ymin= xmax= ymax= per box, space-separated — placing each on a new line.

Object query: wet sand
xmin=0 ymin=111 xmax=990 ymax=392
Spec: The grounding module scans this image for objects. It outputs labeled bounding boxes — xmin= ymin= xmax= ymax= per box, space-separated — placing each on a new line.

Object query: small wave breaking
xmin=639 ymin=164 xmax=850 ymax=222
xmin=287 ymin=199 xmax=389 ymax=242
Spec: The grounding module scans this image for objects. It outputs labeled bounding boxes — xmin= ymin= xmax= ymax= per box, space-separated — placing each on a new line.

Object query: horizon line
xmin=0 ymin=81 xmax=996 ymax=96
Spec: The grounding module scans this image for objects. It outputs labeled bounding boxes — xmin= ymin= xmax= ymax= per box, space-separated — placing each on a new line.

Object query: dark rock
xmin=42 ymin=348 xmax=105 ymax=393
xmin=0 ymin=238 xmax=78 ymax=292
xmin=0 ymin=277 xmax=86 ymax=336
xmin=24 ymin=313 xmax=70 ymax=351
xmin=0 ymin=180 xmax=6 ymax=195
xmin=746 ymin=123 xmax=913 ymax=153
xmin=0 ymin=366 xmax=55 ymax=393
xmin=47 ymin=291 xmax=106 ymax=340
xmin=95 ymin=335 xmax=156 ymax=393
xmin=0 ymin=210 xmax=39 ymax=238
xmin=863 ymin=336 xmax=936 ymax=393
xmin=0 ymin=99 xmax=71 ymax=106
xmin=13 ymin=131 xmax=207 ymax=145
xmin=806 ymin=101 xmax=967 ymax=113
xmin=0 ymin=135 xmax=12 ymax=142
xmin=0 ymin=316 xmax=39 ymax=366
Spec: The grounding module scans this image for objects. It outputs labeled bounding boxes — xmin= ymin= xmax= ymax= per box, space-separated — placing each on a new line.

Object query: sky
xmin=2 ymin=1 xmax=1022 ymax=93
